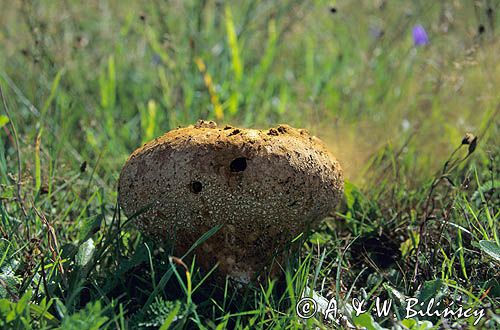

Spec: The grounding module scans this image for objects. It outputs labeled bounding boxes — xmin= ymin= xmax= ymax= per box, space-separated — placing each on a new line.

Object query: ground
xmin=0 ymin=1 xmax=498 ymax=329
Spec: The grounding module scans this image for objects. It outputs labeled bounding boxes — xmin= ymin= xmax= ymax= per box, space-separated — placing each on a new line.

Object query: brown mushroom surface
xmin=118 ymin=121 xmax=343 ymax=284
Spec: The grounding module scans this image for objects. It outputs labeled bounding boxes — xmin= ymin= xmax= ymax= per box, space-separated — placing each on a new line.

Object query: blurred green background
xmin=1 ymin=0 xmax=497 ymax=186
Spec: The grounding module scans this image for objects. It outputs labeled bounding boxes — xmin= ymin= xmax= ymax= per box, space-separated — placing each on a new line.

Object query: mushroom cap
xmin=118 ymin=121 xmax=343 ymax=283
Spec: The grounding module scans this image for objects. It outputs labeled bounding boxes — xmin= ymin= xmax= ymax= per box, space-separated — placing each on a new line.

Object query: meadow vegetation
xmin=0 ymin=0 xmax=498 ymax=328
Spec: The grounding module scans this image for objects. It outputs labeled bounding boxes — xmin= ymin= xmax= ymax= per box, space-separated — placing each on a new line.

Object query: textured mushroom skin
xmin=118 ymin=121 xmax=343 ymax=283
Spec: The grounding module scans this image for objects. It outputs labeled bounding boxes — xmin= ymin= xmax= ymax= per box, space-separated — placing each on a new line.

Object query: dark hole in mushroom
xmin=230 ymin=157 xmax=247 ymax=172
xmin=191 ymin=181 xmax=203 ymax=193
xmin=228 ymin=129 xmax=241 ymax=136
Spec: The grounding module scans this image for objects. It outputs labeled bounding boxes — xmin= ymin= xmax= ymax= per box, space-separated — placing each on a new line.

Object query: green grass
xmin=0 ymin=0 xmax=499 ymax=329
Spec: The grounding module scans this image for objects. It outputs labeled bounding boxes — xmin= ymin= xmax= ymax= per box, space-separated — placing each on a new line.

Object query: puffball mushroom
xmin=118 ymin=121 xmax=343 ymax=284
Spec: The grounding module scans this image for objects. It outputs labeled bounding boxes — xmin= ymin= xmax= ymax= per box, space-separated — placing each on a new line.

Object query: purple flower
xmin=412 ymin=24 xmax=429 ymax=46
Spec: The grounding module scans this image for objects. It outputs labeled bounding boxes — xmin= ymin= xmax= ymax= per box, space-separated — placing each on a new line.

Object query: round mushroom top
xmin=118 ymin=121 xmax=343 ymax=283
